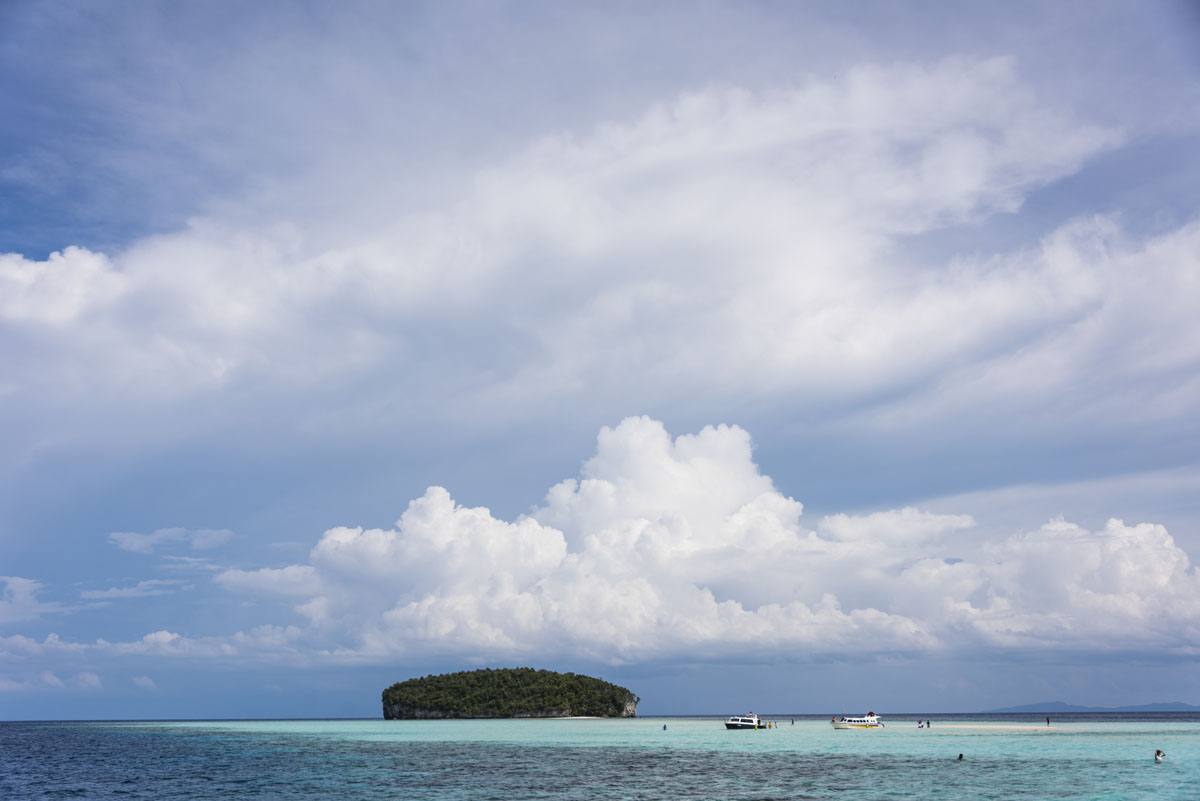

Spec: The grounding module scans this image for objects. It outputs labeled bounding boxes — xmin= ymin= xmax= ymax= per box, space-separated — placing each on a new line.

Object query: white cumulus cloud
xmin=184 ymin=417 xmax=1200 ymax=665
xmin=4 ymin=419 xmax=1198 ymax=671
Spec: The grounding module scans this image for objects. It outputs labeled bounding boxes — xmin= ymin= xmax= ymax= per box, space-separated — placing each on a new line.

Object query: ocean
xmin=2 ymin=714 xmax=1197 ymax=799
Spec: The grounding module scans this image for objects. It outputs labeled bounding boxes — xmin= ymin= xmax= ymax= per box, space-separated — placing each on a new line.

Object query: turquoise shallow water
xmin=3 ymin=715 xmax=1197 ymax=799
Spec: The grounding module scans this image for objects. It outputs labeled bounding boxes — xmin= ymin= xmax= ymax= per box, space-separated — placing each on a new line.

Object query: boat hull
xmin=831 ymin=722 xmax=883 ymax=729
xmin=724 ymin=722 xmax=762 ymax=730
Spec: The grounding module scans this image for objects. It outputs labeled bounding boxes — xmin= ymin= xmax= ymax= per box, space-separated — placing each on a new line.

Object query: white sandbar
xmin=931 ymin=723 xmax=1056 ymax=731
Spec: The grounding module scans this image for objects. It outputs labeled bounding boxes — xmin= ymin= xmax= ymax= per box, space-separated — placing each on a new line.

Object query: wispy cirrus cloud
xmin=157 ymin=556 xmax=222 ymax=573
xmin=131 ymin=674 xmax=157 ymax=691
xmin=0 ymin=577 xmax=64 ymax=624
xmin=80 ymin=579 xmax=183 ymax=600
xmin=0 ymin=670 xmax=102 ymax=693
xmin=215 ymin=566 xmax=320 ymax=598
xmin=107 ymin=528 xmax=234 ymax=554
xmin=0 ymin=626 xmax=300 ymax=664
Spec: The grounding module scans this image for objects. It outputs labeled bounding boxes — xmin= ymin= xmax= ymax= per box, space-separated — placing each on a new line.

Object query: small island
xmin=381 ymin=667 xmax=639 ymax=719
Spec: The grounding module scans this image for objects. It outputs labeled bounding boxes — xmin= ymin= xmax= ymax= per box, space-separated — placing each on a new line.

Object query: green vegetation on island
xmin=381 ymin=667 xmax=639 ymax=719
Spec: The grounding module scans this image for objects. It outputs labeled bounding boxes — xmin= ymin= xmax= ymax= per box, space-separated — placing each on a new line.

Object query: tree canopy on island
xmin=382 ymin=667 xmax=639 ymax=719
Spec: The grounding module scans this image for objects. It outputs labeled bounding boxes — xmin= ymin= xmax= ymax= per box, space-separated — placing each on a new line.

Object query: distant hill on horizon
xmin=986 ymin=700 xmax=1200 ymax=713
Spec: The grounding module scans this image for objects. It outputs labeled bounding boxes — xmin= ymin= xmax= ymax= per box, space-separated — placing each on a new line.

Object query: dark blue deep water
xmin=2 ymin=715 xmax=1198 ymax=800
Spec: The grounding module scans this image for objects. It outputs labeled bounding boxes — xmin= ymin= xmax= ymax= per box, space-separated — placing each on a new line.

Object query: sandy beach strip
xmin=930 ymin=723 xmax=1056 ymax=731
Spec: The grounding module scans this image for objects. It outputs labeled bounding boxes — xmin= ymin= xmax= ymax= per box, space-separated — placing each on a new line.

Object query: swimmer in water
xmin=1155 ymin=749 xmax=1165 ymax=763
xmin=957 ymin=754 xmax=964 ymax=761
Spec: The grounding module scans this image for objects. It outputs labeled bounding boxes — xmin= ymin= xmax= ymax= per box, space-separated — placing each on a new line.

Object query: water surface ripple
xmin=2 ymin=715 xmax=1196 ymax=800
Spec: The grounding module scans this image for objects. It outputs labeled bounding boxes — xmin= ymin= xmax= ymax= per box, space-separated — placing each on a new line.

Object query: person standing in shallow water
xmin=1046 ymin=717 xmax=1051 ymax=726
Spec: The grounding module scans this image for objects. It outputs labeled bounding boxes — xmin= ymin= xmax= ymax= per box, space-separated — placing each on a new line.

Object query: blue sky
xmin=3 ymin=0 xmax=1200 ymax=719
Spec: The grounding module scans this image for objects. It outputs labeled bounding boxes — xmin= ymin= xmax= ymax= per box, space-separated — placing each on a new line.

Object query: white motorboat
xmin=831 ymin=712 xmax=883 ymax=729
xmin=725 ymin=713 xmax=764 ymax=730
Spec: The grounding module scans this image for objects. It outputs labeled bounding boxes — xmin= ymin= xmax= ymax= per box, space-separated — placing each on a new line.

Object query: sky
xmin=2 ymin=0 xmax=1200 ymax=719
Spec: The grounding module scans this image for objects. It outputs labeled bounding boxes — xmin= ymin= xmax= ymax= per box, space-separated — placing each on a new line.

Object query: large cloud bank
xmin=7 ymin=56 xmax=1197 ymax=458
xmin=204 ymin=417 xmax=1199 ymax=664
xmin=3 ymin=49 xmax=1200 ymax=685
